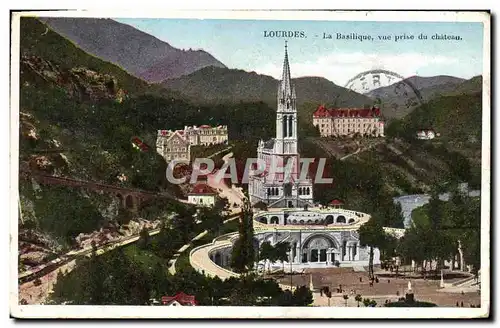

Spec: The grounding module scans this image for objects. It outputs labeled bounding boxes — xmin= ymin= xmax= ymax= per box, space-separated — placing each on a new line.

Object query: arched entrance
xmin=257 ymin=217 xmax=268 ymax=224
xmin=270 ymin=216 xmax=279 ymax=224
xmin=325 ymin=215 xmax=334 ymax=225
xmin=336 ymin=215 xmax=346 ymax=224
xmin=301 ymin=234 xmax=338 ymax=264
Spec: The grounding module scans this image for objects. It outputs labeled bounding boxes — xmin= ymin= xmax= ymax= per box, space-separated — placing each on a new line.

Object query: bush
xmin=385 ymin=300 xmax=437 ymax=307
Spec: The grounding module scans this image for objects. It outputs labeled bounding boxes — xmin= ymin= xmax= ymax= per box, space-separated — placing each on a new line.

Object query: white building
xmin=184 ymin=125 xmax=228 ymax=146
xmin=156 ymin=125 xmax=228 ymax=162
xmin=248 ymin=44 xmax=314 ymax=208
xmin=187 ymin=183 xmax=217 ymax=207
xmin=313 ymin=105 xmax=385 ymax=137
xmin=416 ymin=129 xmax=438 ymax=140
xmin=156 ymin=130 xmax=191 ymax=162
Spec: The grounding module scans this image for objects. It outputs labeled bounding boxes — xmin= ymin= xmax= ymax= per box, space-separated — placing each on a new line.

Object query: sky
xmin=115 ymin=18 xmax=484 ymax=86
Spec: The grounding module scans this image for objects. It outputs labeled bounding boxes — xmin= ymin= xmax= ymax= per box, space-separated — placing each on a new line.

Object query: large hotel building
xmin=312 ymin=105 xmax=385 ymax=138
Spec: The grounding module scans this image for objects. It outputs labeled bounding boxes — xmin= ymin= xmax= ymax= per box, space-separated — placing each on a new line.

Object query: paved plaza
xmin=276 ymin=267 xmax=480 ymax=307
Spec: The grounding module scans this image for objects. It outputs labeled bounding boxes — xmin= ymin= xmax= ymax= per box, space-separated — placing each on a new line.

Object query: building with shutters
xmin=313 ymin=105 xmax=385 ymax=138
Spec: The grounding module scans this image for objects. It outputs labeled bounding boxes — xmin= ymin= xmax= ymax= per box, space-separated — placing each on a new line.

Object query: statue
xmin=407 ymin=281 xmax=412 ymax=292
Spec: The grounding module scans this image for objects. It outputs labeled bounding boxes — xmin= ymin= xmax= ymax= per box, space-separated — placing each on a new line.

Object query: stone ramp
xmin=353 ymin=266 xmax=366 ymax=272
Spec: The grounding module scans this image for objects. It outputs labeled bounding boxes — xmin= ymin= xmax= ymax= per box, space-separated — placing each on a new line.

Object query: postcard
xmin=11 ymin=9 xmax=490 ymax=319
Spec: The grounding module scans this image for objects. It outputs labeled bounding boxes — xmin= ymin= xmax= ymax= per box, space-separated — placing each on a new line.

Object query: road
xmin=205 ymin=152 xmax=246 ymax=210
xmin=18 ymin=226 xmax=163 ymax=304
xmin=168 ymin=215 xmax=240 ymax=275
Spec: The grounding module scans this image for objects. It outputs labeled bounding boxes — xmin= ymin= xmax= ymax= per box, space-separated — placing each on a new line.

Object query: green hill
xmin=18 ymin=18 xmax=282 ymax=258
xmin=18 ymin=18 xmax=191 ymax=259
xmin=388 ymin=91 xmax=482 ymax=144
xmin=161 ymin=66 xmax=373 ymax=107
xmin=366 ymin=75 xmax=472 ymax=120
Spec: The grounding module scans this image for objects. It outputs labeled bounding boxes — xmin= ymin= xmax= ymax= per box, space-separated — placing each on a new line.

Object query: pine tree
xmin=231 ymin=199 xmax=255 ymax=273
xmin=359 ymin=217 xmax=386 ymax=279
xmin=87 ymin=241 xmax=106 ymax=304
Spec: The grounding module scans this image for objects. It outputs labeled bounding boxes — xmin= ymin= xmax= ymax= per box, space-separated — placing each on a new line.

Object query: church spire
xmin=280 ymin=41 xmax=293 ymax=97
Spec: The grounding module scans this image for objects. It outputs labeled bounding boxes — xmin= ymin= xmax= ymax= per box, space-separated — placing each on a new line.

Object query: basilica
xmin=202 ymin=45 xmax=384 ymax=272
xmin=248 ymin=44 xmax=314 ymax=208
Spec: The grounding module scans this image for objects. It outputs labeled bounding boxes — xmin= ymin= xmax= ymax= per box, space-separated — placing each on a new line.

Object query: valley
xmin=14 ymin=15 xmax=485 ymax=311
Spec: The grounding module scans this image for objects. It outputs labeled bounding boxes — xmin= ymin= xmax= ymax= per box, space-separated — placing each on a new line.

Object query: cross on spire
xmin=281 ymin=41 xmax=292 ymax=96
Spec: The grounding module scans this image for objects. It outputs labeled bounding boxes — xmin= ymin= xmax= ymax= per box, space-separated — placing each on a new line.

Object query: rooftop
xmin=189 ymin=183 xmax=217 ymax=195
xmin=313 ymin=105 xmax=382 ymax=118
xmin=161 ymin=292 xmax=197 ymax=306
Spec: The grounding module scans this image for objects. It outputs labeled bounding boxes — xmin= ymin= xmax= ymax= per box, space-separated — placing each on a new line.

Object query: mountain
xmin=396 ymin=91 xmax=482 ymax=144
xmin=366 ymin=75 xmax=467 ymax=119
xmin=161 ymin=66 xmax=373 ymax=108
xmin=445 ymin=75 xmax=483 ymax=96
xmin=18 ymin=17 xmax=188 ymax=262
xmin=39 ymin=17 xmax=226 ymax=82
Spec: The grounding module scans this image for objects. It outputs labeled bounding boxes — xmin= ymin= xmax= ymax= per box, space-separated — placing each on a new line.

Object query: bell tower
xmin=275 ymin=42 xmax=298 ymax=155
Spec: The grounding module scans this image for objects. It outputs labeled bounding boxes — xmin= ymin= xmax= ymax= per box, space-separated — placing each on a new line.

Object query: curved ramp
xmin=189 ymin=231 xmax=296 ymax=292
xmin=189 ymin=232 xmax=240 ymax=280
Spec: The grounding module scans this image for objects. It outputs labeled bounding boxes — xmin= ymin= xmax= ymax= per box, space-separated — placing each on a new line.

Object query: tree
xmin=171 ymin=205 xmax=196 ymax=244
xmin=198 ymin=206 xmax=224 ymax=235
xmin=363 ymin=298 xmax=371 ymax=307
xmin=359 ymin=217 xmax=386 ymax=279
xmin=253 ymin=201 xmax=268 ymax=211
xmin=343 ymin=294 xmax=349 ymax=307
xmin=214 ymin=197 xmax=230 ymax=216
xmin=380 ymin=234 xmax=398 ymax=263
xmin=355 ymin=294 xmax=362 ymax=307
xmin=292 ymin=285 xmax=313 ymax=306
xmin=259 ymin=241 xmax=277 ymax=275
xmin=231 ymin=199 xmax=255 ymax=273
xmin=275 ymin=242 xmax=291 ymax=272
xmin=276 ymin=289 xmax=294 ymax=306
xmin=138 ymin=227 xmax=150 ymax=250
xmin=153 ymin=224 xmax=178 ymax=259
xmin=87 ymin=241 xmax=106 ymax=304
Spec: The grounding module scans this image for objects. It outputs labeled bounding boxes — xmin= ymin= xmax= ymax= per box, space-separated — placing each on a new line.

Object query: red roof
xmin=330 ymin=199 xmax=344 ymax=205
xmin=189 ymin=183 xmax=217 ymax=195
xmin=199 ymin=125 xmax=211 ymax=128
xmin=161 ymin=292 xmax=197 ymax=306
xmin=313 ymin=105 xmax=382 ymax=118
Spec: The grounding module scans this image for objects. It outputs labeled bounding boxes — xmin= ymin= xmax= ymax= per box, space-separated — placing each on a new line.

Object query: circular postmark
xmin=344 ymin=69 xmax=423 ymax=114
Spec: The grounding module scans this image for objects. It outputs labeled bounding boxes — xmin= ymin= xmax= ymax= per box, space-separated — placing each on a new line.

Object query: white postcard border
xmin=10 ymin=9 xmax=491 ymax=319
